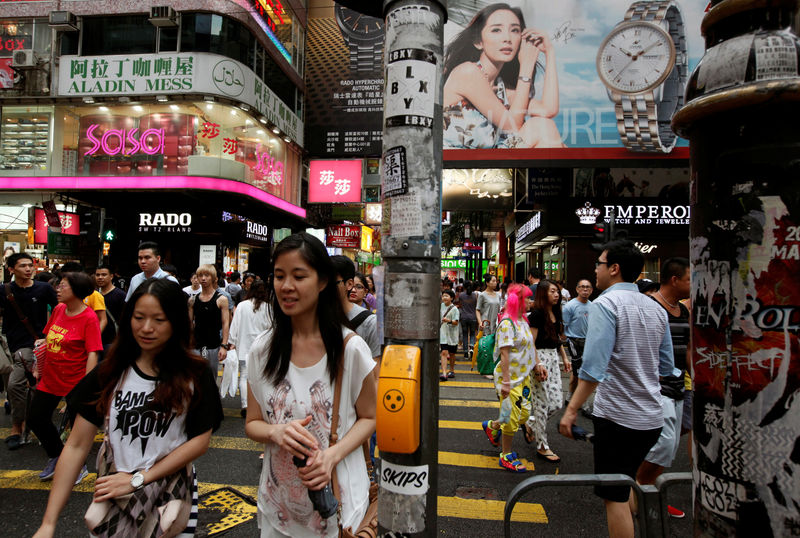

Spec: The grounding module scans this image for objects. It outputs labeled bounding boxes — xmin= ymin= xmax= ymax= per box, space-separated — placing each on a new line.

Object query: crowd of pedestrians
xmin=1 ymin=233 xmax=692 ymax=537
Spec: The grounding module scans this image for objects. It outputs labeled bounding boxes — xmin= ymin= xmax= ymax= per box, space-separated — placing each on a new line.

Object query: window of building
xmin=82 ymin=16 xmax=156 ymax=56
xmin=158 ymin=26 xmax=179 ymax=53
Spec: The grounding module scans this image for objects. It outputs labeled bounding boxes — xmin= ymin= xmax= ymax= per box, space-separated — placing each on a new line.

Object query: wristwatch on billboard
xmin=335 ymin=5 xmax=384 ymax=74
xmin=596 ymin=1 xmax=687 ymax=153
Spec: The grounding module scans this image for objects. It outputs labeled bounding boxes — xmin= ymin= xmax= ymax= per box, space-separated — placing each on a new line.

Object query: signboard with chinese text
xmin=33 ymin=209 xmax=79 ymax=244
xmin=308 ymin=159 xmax=363 ymax=203
xmin=360 ymin=226 xmax=373 ymax=252
xmin=326 ymin=225 xmax=361 ymax=248
xmin=56 ymin=53 xmax=303 ymax=145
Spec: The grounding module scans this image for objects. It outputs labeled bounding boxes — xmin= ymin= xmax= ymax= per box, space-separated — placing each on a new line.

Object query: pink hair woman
xmin=480 ymin=284 xmax=536 ymax=472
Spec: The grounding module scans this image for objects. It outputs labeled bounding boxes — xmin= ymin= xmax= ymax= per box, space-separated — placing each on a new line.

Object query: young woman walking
xmin=524 ymin=280 xmax=571 ymax=462
xmin=245 ymin=233 xmax=377 ymax=537
xmin=30 ymin=271 xmax=102 ymax=483
xmin=33 ymin=278 xmax=223 ymax=537
xmin=228 ymin=279 xmax=272 ymax=417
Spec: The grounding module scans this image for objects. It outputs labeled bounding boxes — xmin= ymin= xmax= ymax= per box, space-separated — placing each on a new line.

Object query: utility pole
xmin=672 ymin=0 xmax=800 ymax=534
xmin=378 ymin=0 xmax=446 ymax=535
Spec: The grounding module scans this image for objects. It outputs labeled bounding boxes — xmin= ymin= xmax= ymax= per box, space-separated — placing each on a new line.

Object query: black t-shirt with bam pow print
xmin=68 ymin=362 xmax=222 ymax=473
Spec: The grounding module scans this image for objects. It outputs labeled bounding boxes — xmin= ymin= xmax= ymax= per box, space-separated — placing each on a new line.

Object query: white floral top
xmin=492 ymin=318 xmax=535 ymax=389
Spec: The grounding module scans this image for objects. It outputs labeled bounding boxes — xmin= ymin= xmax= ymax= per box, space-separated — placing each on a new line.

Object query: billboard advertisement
xmin=305 ymin=1 xmax=707 ymax=157
xmin=308 ymin=159 xmax=363 ymax=203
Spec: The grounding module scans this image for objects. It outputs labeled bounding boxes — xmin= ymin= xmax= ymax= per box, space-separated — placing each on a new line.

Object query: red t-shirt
xmin=37 ymin=303 xmax=103 ymax=397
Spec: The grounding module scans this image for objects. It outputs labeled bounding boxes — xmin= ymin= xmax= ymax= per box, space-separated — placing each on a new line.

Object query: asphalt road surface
xmin=0 ymin=359 xmax=692 ymax=537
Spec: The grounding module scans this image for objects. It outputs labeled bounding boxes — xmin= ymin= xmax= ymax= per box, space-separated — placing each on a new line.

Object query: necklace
xmin=657 ymin=290 xmax=678 ymax=309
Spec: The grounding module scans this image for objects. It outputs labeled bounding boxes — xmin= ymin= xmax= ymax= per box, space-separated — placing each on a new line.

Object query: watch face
xmin=596 ymin=21 xmax=676 ymax=94
xmin=335 ymin=6 xmax=383 ymax=40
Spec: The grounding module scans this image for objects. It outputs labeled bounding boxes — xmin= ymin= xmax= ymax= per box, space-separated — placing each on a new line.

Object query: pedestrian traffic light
xmin=102 ymin=218 xmax=116 ymax=242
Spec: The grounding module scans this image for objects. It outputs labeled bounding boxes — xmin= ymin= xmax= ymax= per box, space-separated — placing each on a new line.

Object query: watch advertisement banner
xmin=306 ymin=1 xmax=707 ymax=156
xmin=306 ymin=1 xmax=385 ymax=157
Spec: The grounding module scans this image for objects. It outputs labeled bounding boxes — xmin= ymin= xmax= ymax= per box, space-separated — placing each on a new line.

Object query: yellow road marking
xmin=0 ymin=470 xmax=547 ymax=525
xmin=439 ymin=451 xmax=535 ymax=471
xmin=440 ymin=380 xmax=495 ymax=389
xmin=199 ymin=486 xmax=257 ymax=535
xmin=438 ymin=496 xmax=547 ymax=523
xmin=209 ymin=435 xmax=262 ymax=452
xmin=440 ymin=398 xmax=499 ymax=408
xmin=0 ymin=469 xmax=259 ymax=498
xmin=440 ymin=420 xmax=482 ymax=430
xmin=454 ymin=360 xmax=473 ymax=366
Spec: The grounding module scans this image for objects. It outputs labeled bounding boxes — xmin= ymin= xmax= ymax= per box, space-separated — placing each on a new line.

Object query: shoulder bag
xmin=330 ymin=333 xmax=378 ymax=538
xmin=85 ymin=393 xmax=193 ymax=537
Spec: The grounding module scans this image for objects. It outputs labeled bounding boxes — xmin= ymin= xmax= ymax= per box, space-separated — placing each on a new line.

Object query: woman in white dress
xmin=245 ymin=233 xmax=377 ymax=537
xmin=228 ymin=279 xmax=272 ymax=417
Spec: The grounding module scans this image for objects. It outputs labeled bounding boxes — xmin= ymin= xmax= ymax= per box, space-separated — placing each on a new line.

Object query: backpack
xmin=475 ymin=318 xmax=515 ymax=375
xmin=351 ymin=310 xmax=373 ymax=329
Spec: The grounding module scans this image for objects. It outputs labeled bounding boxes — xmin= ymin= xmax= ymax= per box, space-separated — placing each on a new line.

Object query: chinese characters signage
xmin=57 ymin=53 xmax=303 ymax=145
xmin=34 ymin=209 xmax=79 ymax=244
xmin=308 ymin=160 xmax=362 ymax=203
xmin=326 ymin=225 xmax=361 ymax=249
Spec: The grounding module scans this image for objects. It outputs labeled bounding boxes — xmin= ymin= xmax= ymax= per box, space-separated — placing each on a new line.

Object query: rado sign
xmin=245 ymin=220 xmax=270 ymax=243
xmin=138 ymin=213 xmax=192 ymax=233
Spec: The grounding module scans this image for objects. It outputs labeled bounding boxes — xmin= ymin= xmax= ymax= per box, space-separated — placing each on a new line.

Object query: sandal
xmin=536 ymin=450 xmax=561 ymax=463
xmin=521 ymin=424 xmax=534 ymax=444
xmin=447 ymin=371 xmax=455 ymax=378
xmin=439 ymin=375 xmax=447 ymax=381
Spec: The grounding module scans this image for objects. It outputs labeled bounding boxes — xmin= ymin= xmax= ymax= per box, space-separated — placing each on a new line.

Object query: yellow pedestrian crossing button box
xmin=377 ymin=345 xmax=421 ymax=454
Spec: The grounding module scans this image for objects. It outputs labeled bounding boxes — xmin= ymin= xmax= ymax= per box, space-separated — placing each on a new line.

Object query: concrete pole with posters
xmin=672 ymin=0 xmax=800 ymax=535
xmin=377 ymin=0 xmax=446 ymax=535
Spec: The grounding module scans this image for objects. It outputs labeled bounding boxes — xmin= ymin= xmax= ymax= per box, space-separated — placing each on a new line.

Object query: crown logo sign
xmin=576 ymin=202 xmax=601 ymax=224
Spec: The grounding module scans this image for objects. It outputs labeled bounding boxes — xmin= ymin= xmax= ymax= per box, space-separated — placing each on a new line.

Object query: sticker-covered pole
xmin=379 ymin=0 xmax=446 ymax=535
xmin=672 ymin=1 xmax=800 ymax=535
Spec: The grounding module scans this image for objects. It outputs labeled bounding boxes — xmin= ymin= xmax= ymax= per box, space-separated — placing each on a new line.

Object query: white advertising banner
xmin=56 ymin=53 xmax=303 ymax=145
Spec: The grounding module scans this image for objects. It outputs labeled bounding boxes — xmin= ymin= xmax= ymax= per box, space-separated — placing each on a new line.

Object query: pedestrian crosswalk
xmin=0 ymin=356 xmax=547 ymax=534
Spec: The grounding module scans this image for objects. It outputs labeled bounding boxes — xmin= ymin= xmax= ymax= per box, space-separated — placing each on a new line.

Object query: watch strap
xmin=616 ymin=1 xmax=687 ymax=152
xmin=349 ymin=38 xmax=384 ymax=74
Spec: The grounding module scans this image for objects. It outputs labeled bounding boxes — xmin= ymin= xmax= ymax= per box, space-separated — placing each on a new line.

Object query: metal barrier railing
xmin=503 ymin=472 xmax=692 ymax=538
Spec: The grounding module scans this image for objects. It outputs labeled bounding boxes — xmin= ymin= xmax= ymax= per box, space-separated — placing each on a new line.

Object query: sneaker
xmin=667 ymin=505 xmax=685 ymax=519
xmin=74 ymin=465 xmax=88 ymax=485
xmin=447 ymin=371 xmax=454 ymax=379
xmin=481 ymin=420 xmax=500 ymax=447
xmin=39 ymin=457 xmax=58 ymax=481
xmin=499 ymin=452 xmax=526 ymax=473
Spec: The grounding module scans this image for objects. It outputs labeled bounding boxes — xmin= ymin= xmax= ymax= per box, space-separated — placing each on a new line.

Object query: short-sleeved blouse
xmin=247 ymin=328 xmax=375 ymax=537
xmin=492 ymin=318 xmax=535 ymax=389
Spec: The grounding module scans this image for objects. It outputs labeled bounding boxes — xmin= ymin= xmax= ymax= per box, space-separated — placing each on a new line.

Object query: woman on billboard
xmin=443 ymin=3 xmax=564 ymax=149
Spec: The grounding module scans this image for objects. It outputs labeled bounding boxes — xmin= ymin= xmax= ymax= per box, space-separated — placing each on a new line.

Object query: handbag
xmin=330 ymin=333 xmax=378 ymax=538
xmin=85 ymin=402 xmax=193 ymax=537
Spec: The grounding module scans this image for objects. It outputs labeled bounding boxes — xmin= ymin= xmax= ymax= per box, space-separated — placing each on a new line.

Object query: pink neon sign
xmin=253 ymin=148 xmax=284 ymax=186
xmin=84 ymin=124 xmax=165 ymax=156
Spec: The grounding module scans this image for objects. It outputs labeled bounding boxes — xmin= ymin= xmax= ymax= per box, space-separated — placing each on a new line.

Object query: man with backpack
xmin=1 ymin=252 xmax=57 ymax=450
xmin=330 ymin=256 xmax=380 ymax=368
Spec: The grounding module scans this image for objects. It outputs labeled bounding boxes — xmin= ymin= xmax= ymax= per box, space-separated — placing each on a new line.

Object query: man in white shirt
xmin=125 ymin=241 xmax=178 ymax=301
xmin=182 ymin=272 xmax=201 ymax=297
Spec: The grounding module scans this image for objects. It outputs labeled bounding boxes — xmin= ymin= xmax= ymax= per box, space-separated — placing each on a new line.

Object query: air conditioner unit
xmin=11 ymin=49 xmax=38 ymax=69
xmin=149 ymin=6 xmax=178 ymax=27
xmin=49 ymin=11 xmax=79 ymax=31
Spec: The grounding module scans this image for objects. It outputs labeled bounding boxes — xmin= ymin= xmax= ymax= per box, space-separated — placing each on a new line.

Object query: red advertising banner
xmin=326 ymin=225 xmax=361 ymax=248
xmin=34 ymin=208 xmax=80 ymax=243
xmin=309 ymin=159 xmax=363 ymax=203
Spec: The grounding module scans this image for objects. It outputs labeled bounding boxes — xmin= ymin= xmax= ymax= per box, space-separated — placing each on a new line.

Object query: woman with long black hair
xmin=443 ymin=3 xmax=563 ymax=149
xmin=245 ymin=233 xmax=377 ymax=537
xmin=33 ymin=278 xmax=223 ymax=538
xmin=523 ymin=280 xmax=571 ymax=463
